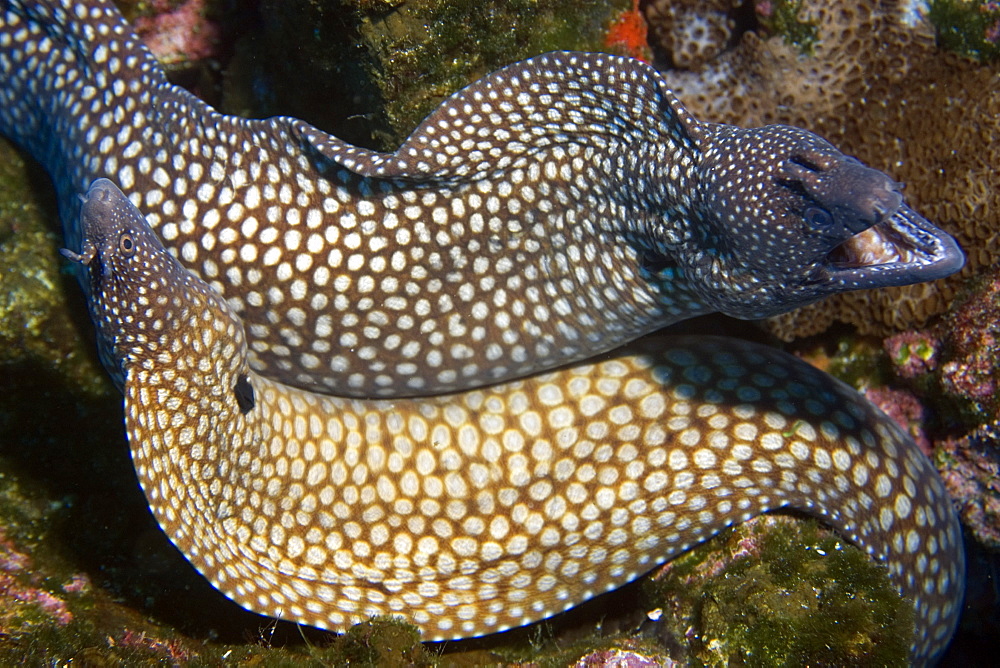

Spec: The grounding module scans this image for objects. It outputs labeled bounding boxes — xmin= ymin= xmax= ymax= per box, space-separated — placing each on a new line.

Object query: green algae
xmin=757 ymin=0 xmax=820 ymax=56
xmin=357 ymin=0 xmax=633 ymax=147
xmin=0 ymin=144 xmax=920 ymax=662
xmin=331 ymin=617 xmax=432 ymax=666
xmin=0 ymin=4 xmax=945 ymax=663
xmin=788 ymin=330 xmax=890 ymax=390
xmin=645 ymin=515 xmax=912 ymax=667
xmin=0 ymin=138 xmax=110 ymax=398
xmin=249 ymin=0 xmax=632 ymax=151
xmin=893 ymin=336 xmax=936 ymax=368
xmin=929 ymin=0 xmax=1000 ymax=62
xmin=824 ymin=337 xmax=890 ymax=389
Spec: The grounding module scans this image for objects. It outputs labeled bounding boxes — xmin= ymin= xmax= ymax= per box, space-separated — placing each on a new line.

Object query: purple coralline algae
xmin=884 ymin=330 xmax=941 ymax=379
xmin=572 ymin=647 xmax=678 ymax=667
xmin=864 ymin=386 xmax=932 ymax=456
xmin=938 ymin=431 xmax=1000 ymax=549
xmin=938 ymin=265 xmax=1000 ymax=422
xmin=3 ymin=0 xmax=996 ymax=663
xmin=0 ymin=528 xmax=73 ymax=629
xmin=132 ymin=0 xmax=221 ymax=69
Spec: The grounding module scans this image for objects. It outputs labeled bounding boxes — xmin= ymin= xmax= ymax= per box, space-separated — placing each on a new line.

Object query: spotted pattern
xmin=67 ymin=179 xmax=964 ymax=665
xmin=0 ymin=0 xmax=963 ymax=397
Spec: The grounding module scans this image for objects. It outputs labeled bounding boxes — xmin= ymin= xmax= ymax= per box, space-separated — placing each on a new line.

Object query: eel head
xmin=664 ymin=124 xmax=964 ymax=319
xmin=61 ymin=178 xmax=245 ymax=382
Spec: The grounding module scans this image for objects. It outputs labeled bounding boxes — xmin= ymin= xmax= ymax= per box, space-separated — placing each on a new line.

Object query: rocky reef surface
xmin=2 ymin=0 xmax=998 ymax=664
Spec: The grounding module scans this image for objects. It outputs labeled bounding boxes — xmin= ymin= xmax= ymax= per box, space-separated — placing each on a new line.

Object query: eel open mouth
xmin=825 ymin=204 xmax=964 ymax=289
xmin=830 ymin=224 xmax=909 ymax=266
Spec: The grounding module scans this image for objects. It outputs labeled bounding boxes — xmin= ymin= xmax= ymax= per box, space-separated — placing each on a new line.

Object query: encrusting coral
xmin=645 ymin=0 xmax=1000 ymax=339
xmin=643 ymin=0 xmax=742 ymax=68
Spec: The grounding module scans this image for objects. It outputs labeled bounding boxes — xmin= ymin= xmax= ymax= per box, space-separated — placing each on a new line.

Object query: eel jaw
xmin=825 ymin=204 xmax=965 ymax=289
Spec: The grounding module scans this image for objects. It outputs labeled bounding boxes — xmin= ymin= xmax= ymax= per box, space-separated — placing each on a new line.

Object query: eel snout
xmin=778 ymin=149 xmax=963 ymax=284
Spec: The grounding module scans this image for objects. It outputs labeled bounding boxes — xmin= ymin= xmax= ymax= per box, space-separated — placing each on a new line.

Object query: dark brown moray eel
xmin=63 ymin=179 xmax=964 ymax=664
xmin=0 ymin=0 xmax=963 ymax=398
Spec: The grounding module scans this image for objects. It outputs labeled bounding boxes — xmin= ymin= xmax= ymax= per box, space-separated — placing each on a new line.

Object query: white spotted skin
xmin=70 ymin=180 xmax=964 ymax=665
xmin=0 ymin=0 xmax=963 ymax=398
xmin=0 ymin=0 xmax=707 ymax=398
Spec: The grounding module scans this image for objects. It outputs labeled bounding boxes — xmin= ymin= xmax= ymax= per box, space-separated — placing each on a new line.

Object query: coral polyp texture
xmin=648 ymin=0 xmax=999 ymax=339
xmin=643 ymin=0 xmax=738 ymax=68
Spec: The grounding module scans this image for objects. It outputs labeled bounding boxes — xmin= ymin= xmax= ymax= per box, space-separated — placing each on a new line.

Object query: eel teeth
xmin=826 ymin=204 xmax=964 ymax=284
xmin=830 ymin=223 xmax=909 ymax=267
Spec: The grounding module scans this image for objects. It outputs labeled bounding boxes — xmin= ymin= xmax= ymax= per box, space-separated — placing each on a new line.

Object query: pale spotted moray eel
xmin=0 ymin=0 xmax=963 ymax=398
xmin=64 ymin=178 xmax=964 ymax=664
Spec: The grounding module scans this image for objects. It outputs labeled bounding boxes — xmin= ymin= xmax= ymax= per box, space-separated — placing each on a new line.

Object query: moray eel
xmin=63 ymin=178 xmax=964 ymax=664
xmin=1 ymin=0 xmax=964 ymax=398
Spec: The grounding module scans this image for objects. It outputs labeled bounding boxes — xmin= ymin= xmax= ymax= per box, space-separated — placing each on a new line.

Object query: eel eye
xmin=804 ymin=206 xmax=834 ymax=231
xmin=233 ymin=374 xmax=255 ymax=414
xmin=119 ymin=231 xmax=135 ymax=256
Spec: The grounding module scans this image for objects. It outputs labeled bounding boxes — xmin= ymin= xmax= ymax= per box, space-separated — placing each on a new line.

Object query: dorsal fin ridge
xmin=296 ymin=52 xmax=704 ymax=183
